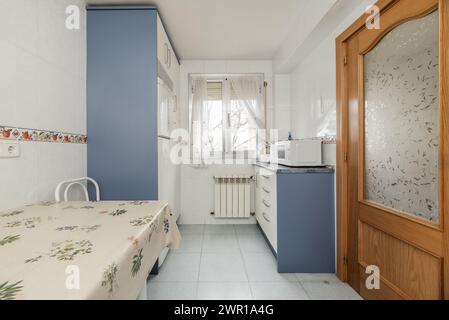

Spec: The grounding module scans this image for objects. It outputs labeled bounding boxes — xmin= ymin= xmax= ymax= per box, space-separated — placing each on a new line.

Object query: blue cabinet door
xmin=276 ymin=173 xmax=335 ymax=273
xmin=87 ymin=8 xmax=158 ymax=200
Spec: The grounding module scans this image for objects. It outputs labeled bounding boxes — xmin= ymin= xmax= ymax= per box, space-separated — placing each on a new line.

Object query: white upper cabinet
xmin=157 ymin=14 xmax=179 ymax=91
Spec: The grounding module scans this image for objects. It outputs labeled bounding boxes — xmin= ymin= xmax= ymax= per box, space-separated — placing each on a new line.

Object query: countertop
xmin=254 ymin=162 xmax=335 ymax=174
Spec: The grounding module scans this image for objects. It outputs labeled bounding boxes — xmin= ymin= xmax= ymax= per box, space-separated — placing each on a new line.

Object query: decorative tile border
xmin=0 ymin=126 xmax=87 ymax=144
xmin=309 ymin=136 xmax=337 ymax=145
xmin=322 ymin=136 xmax=336 ymax=145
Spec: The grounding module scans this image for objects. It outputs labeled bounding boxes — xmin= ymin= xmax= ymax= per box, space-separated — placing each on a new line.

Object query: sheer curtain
xmin=229 ymin=76 xmax=264 ymax=129
xmin=189 ymin=77 xmax=209 ymax=166
xmin=229 ymin=76 xmax=265 ymax=156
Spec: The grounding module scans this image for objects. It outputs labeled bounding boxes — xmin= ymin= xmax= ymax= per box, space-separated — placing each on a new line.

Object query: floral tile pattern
xmin=0 ymin=126 xmax=87 ymax=144
xmin=321 ymin=136 xmax=337 ymax=145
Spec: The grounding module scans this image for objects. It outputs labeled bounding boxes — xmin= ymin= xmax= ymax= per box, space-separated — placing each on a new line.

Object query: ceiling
xmin=86 ymin=0 xmax=309 ymax=60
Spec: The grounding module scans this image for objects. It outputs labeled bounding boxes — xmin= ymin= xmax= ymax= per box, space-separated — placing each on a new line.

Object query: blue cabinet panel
xmin=276 ymin=173 xmax=335 ymax=273
xmin=87 ymin=8 xmax=158 ymax=200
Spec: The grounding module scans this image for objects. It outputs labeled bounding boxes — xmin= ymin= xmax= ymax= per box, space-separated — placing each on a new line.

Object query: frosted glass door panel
xmin=364 ymin=11 xmax=439 ymax=223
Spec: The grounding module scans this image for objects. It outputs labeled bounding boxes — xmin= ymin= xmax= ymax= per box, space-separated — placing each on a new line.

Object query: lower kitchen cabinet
xmin=255 ymin=164 xmax=335 ymax=273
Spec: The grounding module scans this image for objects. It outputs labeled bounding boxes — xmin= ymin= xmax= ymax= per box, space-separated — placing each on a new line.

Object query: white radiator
xmin=214 ymin=176 xmax=251 ymax=218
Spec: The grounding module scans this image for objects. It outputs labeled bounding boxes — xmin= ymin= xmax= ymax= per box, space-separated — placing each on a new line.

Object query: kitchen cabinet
xmin=87 ymin=6 xmax=181 ymax=273
xmin=157 ymin=15 xmax=180 ymax=92
xmin=87 ymin=7 xmax=159 ymax=201
xmin=255 ymin=163 xmax=335 ymax=273
xmin=87 ymin=6 xmax=180 ymax=206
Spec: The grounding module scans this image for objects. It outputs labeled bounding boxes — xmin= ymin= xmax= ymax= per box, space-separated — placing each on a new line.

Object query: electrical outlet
xmin=0 ymin=142 xmax=20 ymax=158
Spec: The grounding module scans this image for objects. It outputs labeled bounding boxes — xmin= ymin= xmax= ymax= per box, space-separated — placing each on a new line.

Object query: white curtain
xmin=189 ymin=77 xmax=209 ymax=166
xmin=230 ymin=76 xmax=265 ymax=155
xmin=230 ymin=76 xmax=264 ymax=129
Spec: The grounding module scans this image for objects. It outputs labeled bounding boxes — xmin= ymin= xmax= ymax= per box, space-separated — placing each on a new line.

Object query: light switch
xmin=0 ymin=142 xmax=20 ymax=158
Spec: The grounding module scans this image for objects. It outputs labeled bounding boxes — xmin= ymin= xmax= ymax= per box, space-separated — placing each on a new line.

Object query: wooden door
xmin=336 ymin=0 xmax=449 ymax=300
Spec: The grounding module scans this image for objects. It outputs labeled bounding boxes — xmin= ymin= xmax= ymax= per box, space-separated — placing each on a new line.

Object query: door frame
xmin=336 ymin=0 xmax=449 ymax=298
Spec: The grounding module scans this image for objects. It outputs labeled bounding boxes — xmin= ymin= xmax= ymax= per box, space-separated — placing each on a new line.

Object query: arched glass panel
xmin=364 ymin=11 xmax=439 ymax=223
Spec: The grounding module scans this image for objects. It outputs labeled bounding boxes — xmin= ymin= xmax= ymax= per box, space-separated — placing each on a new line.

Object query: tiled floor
xmin=147 ymin=224 xmax=362 ymax=300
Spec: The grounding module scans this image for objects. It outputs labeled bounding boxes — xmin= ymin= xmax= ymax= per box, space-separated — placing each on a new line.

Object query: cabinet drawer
xmin=259 ymin=207 xmax=277 ymax=252
xmin=255 ymin=176 xmax=277 ymax=252
xmin=260 ymin=196 xmax=274 ymax=215
xmin=258 ymin=169 xmax=276 ymax=193
xmin=255 ymin=166 xmax=278 ymax=251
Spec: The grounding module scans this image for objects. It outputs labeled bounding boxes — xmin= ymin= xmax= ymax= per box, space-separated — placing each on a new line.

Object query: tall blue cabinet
xmin=87 ymin=6 xmax=158 ymax=200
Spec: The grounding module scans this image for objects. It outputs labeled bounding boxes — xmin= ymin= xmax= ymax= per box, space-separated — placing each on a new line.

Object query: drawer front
xmin=258 ymin=168 xmax=276 ymax=193
xmin=259 ymin=205 xmax=277 ymax=252
xmin=255 ymin=167 xmax=277 ymax=251
xmin=260 ymin=195 xmax=274 ymax=216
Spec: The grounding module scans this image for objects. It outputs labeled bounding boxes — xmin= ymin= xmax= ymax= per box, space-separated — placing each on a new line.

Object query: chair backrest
xmin=55 ymin=177 xmax=100 ymax=202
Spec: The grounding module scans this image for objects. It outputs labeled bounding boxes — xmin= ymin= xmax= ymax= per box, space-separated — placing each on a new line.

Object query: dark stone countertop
xmin=254 ymin=162 xmax=335 ymax=174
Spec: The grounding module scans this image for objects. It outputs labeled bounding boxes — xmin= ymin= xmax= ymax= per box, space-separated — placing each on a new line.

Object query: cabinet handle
xmin=164 ymin=43 xmax=169 ymax=65
xmin=262 ymin=187 xmax=270 ymax=194
xmin=262 ymin=175 xmax=270 ymax=180
xmin=262 ymin=212 xmax=270 ymax=223
xmin=173 ymin=95 xmax=178 ymax=112
xmin=168 ymin=48 xmax=172 ymax=68
xmin=262 ymin=200 xmax=270 ymax=208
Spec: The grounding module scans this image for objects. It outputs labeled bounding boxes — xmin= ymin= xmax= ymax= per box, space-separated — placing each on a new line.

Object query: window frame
xmin=189 ymin=74 xmax=265 ymax=160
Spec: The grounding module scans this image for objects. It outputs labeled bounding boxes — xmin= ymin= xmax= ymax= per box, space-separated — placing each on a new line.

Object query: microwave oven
xmin=271 ymin=139 xmax=323 ymax=167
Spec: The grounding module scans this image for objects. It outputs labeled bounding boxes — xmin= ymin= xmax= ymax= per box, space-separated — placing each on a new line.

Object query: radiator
xmin=213 ymin=176 xmax=252 ymax=218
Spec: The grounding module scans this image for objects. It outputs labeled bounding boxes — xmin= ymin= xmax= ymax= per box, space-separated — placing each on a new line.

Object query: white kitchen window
xmin=189 ymin=75 xmax=265 ymax=163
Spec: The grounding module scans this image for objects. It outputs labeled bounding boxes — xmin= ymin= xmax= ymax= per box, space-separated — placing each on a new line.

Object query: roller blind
xmin=207 ymin=81 xmax=223 ymax=101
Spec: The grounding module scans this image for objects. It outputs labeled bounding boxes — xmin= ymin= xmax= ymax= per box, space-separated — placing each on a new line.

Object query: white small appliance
xmin=271 ymin=139 xmax=323 ymax=167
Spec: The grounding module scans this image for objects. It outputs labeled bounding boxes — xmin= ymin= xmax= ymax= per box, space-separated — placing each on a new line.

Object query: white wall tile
xmin=225 ymin=60 xmax=250 ymax=74
xmin=204 ymin=60 xmax=226 ymax=74
xmin=0 ymin=2 xmax=16 ymax=45
xmin=0 ymin=142 xmax=37 ymax=208
xmin=274 ymin=109 xmax=291 ymax=141
xmin=181 ymin=60 xmax=205 ymax=74
xmin=288 ymin=0 xmax=375 ymax=140
xmin=179 ymin=164 xmax=256 ymax=225
xmin=247 ymin=60 xmax=273 ymax=77
xmin=0 ymin=42 xmax=18 ymax=125
xmin=274 ymin=74 xmax=291 ymax=109
xmin=0 ymin=0 xmax=87 ymax=212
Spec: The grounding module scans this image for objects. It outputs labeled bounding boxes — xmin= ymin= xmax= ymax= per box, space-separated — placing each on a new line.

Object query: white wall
xmin=273 ymin=74 xmax=291 ymax=141
xmin=289 ymin=0 xmax=376 ymax=139
xmin=178 ymin=60 xmax=276 ymax=224
xmin=0 ymin=0 xmax=87 ymax=211
xmin=274 ymin=0 xmax=338 ymax=73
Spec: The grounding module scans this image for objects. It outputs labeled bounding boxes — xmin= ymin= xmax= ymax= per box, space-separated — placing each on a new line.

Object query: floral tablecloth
xmin=0 ymin=201 xmax=181 ymax=300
